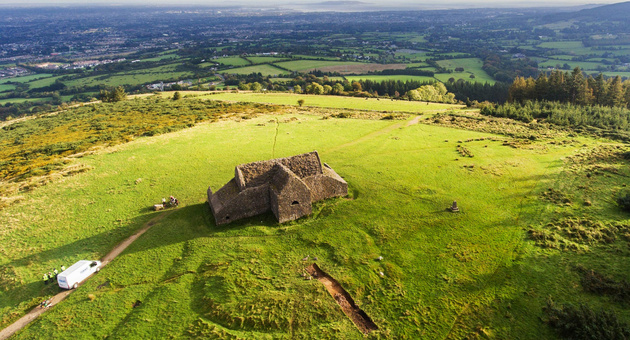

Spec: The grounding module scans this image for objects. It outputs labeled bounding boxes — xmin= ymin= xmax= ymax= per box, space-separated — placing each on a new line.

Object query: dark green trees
xmin=99 ymin=86 xmax=127 ymax=103
xmin=508 ymin=68 xmax=630 ymax=108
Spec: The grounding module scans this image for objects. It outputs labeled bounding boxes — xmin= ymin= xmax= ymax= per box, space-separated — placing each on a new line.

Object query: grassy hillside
xmin=1 ymin=96 xmax=629 ymax=339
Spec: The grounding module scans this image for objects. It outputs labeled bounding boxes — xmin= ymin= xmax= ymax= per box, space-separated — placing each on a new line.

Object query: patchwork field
xmin=63 ymin=64 xmax=194 ymax=88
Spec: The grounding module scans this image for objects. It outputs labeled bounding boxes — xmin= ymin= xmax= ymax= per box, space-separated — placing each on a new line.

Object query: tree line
xmin=480 ymin=101 xmax=630 ymax=140
xmin=509 ymin=67 xmax=630 ymax=108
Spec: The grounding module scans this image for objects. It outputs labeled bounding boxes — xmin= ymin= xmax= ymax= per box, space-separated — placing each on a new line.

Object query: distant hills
xmin=315 ymin=1 xmax=370 ymax=5
xmin=573 ymin=1 xmax=630 ymax=20
xmin=544 ymin=1 xmax=630 ymax=22
xmin=285 ymin=0 xmax=383 ymax=12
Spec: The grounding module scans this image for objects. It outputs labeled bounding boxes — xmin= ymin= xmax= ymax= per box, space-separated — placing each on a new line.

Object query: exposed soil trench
xmin=306 ymin=263 xmax=378 ymax=334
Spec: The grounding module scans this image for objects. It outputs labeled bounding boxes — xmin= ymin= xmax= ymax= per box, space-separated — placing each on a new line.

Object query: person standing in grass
xmin=43 ymin=273 xmax=49 ymax=285
xmin=53 ymin=268 xmax=58 ymax=279
xmin=60 ymin=265 xmax=66 ymax=272
xmin=48 ymin=272 xmax=53 ymax=283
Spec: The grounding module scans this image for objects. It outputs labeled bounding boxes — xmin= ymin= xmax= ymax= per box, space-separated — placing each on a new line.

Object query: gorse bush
xmin=545 ymin=299 xmax=630 ymax=340
xmin=576 ymin=266 xmax=630 ymax=303
xmin=618 ymin=193 xmax=630 ymax=212
xmin=0 ymin=98 xmax=280 ymax=183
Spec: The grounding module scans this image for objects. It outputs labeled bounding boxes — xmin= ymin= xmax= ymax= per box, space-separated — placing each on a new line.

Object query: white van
xmin=57 ymin=260 xmax=101 ymax=289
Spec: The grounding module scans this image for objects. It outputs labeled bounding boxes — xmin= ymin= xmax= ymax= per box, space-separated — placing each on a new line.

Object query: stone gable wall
xmin=270 ymin=164 xmax=312 ymax=223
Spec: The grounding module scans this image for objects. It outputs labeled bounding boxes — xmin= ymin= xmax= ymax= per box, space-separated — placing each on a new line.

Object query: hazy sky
xmin=0 ymin=0 xmax=620 ymax=7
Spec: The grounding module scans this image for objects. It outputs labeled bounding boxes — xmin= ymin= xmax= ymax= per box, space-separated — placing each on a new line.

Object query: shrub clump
xmin=545 ymin=299 xmax=630 ymax=340
xmin=527 ymin=218 xmax=630 ymax=251
xmin=575 ymin=265 xmax=630 ymax=304
xmin=540 ymin=188 xmax=572 ymax=205
xmin=617 ymin=193 xmax=630 ymax=212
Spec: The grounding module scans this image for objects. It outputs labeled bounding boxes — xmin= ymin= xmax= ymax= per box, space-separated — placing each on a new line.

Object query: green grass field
xmin=405 ymin=62 xmax=431 ymax=68
xmin=142 ymin=53 xmax=179 ymax=62
xmin=270 ymin=76 xmax=345 ymax=83
xmin=435 ymin=58 xmax=496 ymax=84
xmin=546 ymin=54 xmax=578 ymax=61
xmin=0 ymin=74 xmax=53 ymax=84
xmin=0 ymin=97 xmax=51 ymax=105
xmin=605 ymin=48 xmax=630 ymax=57
xmin=289 ymin=55 xmax=342 ymax=61
xmin=538 ymin=59 xmax=607 ymax=71
xmin=538 ymin=41 xmax=585 ymax=50
xmin=26 ymin=76 xmax=65 ymax=90
xmin=3 ymin=98 xmax=628 ymax=338
xmin=214 ymin=56 xmax=251 ymax=67
xmin=537 ymin=41 xmax=594 ymax=56
xmin=344 ymin=75 xmax=436 ymax=83
xmin=0 ymin=84 xmax=16 ymax=93
xmin=434 ymin=72 xmax=494 ymax=84
xmin=598 ymin=71 xmax=630 ymax=79
xmin=199 ymin=92 xmax=462 ymax=112
xmin=246 ymin=56 xmax=291 ymax=64
xmin=433 ymin=53 xmax=471 ymax=58
xmin=221 ymin=64 xmax=289 ymax=76
xmin=274 ymin=60 xmax=363 ymax=72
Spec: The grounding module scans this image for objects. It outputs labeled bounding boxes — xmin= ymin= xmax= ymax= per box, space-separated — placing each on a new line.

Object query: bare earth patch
xmin=306 ymin=263 xmax=378 ymax=334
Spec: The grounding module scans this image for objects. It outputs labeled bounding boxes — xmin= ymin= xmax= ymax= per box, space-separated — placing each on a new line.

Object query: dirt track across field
xmin=0 ymin=210 xmax=174 ymax=340
xmin=407 ymin=115 xmax=423 ymax=126
xmin=306 ymin=263 xmax=378 ymax=334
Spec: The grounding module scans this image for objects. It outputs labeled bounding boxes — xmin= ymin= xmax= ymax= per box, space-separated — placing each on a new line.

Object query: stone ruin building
xmin=207 ymin=151 xmax=348 ymax=225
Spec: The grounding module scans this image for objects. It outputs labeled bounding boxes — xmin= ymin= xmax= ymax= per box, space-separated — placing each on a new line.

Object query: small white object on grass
xmin=377 ymin=256 xmax=383 ymax=261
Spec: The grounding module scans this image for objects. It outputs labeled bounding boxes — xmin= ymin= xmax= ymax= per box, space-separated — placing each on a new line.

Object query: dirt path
xmin=0 ymin=210 xmax=174 ymax=340
xmin=323 ymin=119 xmax=407 ymax=155
xmin=101 ymin=210 xmax=174 ymax=265
xmin=306 ymin=264 xmax=378 ymax=334
xmin=406 ymin=115 xmax=423 ymax=126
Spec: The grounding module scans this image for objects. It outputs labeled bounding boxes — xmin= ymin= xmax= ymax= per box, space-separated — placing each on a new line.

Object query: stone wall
xmin=208 ymin=151 xmax=347 ymax=226
xmin=277 ymin=151 xmax=322 ymax=179
xmin=236 ymin=161 xmax=277 ymax=189
xmin=212 ymin=184 xmax=270 ymax=225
